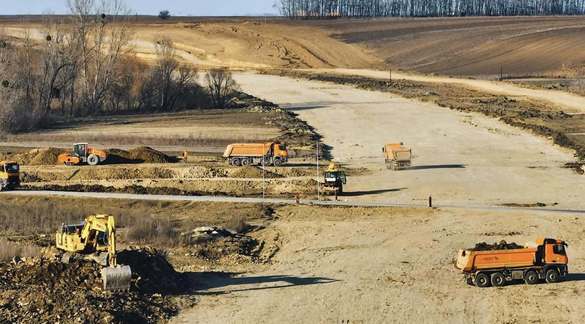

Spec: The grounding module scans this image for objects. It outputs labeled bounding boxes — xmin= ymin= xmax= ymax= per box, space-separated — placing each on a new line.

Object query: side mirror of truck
xmin=382 ymin=147 xmax=385 ymax=153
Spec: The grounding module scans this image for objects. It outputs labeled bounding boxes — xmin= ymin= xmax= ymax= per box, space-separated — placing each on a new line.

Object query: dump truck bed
xmin=456 ymin=247 xmax=537 ymax=272
xmin=223 ymin=143 xmax=272 ymax=158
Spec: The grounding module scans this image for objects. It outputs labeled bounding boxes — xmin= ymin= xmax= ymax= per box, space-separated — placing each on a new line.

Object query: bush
xmin=158 ymin=10 xmax=171 ymax=20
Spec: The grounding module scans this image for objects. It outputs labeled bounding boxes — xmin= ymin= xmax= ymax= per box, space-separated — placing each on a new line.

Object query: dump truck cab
xmin=0 ymin=161 xmax=20 ymax=190
xmin=272 ymin=142 xmax=289 ymax=162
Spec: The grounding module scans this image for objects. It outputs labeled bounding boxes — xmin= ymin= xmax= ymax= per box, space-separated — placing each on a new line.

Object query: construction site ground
xmin=2 ymin=16 xmax=585 ymax=323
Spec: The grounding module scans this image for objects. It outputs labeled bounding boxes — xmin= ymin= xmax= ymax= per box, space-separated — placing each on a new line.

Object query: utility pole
xmin=316 ymin=140 xmax=320 ymax=201
xmin=262 ymin=156 xmax=265 ymax=200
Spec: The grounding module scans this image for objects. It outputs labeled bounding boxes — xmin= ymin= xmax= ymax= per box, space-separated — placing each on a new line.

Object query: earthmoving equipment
xmin=223 ymin=141 xmax=288 ymax=166
xmin=322 ymin=162 xmax=347 ymax=195
xmin=383 ymin=143 xmax=412 ymax=170
xmin=57 ymin=143 xmax=108 ymax=166
xmin=0 ymin=161 xmax=20 ymax=191
xmin=456 ymin=238 xmax=568 ymax=287
xmin=55 ymin=215 xmax=132 ymax=291
xmin=0 ymin=161 xmax=20 ymax=190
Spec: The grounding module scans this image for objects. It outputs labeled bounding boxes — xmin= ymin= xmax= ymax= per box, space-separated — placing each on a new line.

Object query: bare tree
xmin=205 ymin=69 xmax=238 ymax=109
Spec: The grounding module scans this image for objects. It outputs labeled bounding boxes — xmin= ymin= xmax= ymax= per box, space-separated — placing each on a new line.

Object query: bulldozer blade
xmin=101 ymin=265 xmax=132 ymax=291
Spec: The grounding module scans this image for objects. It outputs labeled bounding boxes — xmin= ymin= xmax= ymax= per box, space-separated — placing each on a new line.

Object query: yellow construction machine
xmin=322 ymin=162 xmax=347 ymax=195
xmin=55 ymin=215 xmax=132 ymax=291
xmin=57 ymin=143 xmax=108 ymax=166
xmin=0 ymin=160 xmax=20 ymax=190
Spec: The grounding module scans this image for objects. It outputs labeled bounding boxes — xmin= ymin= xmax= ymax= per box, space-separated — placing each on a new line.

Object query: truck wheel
xmin=524 ymin=270 xmax=539 ymax=285
xmin=273 ymin=158 xmax=283 ymax=167
xmin=233 ymin=158 xmax=242 ymax=166
xmin=545 ymin=269 xmax=560 ymax=283
xmin=490 ymin=272 xmax=506 ymax=287
xmin=241 ymin=158 xmax=250 ymax=166
xmin=475 ymin=273 xmax=491 ymax=287
xmin=87 ymin=154 xmax=100 ymax=166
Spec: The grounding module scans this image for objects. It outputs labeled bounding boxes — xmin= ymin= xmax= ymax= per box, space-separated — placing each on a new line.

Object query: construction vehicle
xmin=0 ymin=161 xmax=20 ymax=190
xmin=456 ymin=238 xmax=568 ymax=287
xmin=55 ymin=215 xmax=132 ymax=291
xmin=322 ymin=162 xmax=347 ymax=195
xmin=223 ymin=141 xmax=288 ymax=166
xmin=57 ymin=143 xmax=108 ymax=166
xmin=382 ymin=143 xmax=412 ymax=170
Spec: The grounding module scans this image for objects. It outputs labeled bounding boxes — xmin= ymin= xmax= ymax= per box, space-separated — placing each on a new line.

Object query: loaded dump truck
xmin=383 ymin=143 xmax=412 ymax=170
xmin=456 ymin=238 xmax=568 ymax=287
xmin=223 ymin=142 xmax=288 ymax=166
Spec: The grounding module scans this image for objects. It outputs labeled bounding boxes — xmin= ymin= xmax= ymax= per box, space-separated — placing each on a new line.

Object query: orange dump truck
xmin=382 ymin=143 xmax=412 ymax=170
xmin=223 ymin=142 xmax=288 ymax=167
xmin=456 ymin=238 xmax=568 ymax=287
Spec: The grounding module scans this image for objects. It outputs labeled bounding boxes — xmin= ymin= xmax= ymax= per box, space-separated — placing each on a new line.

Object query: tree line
xmin=278 ymin=0 xmax=585 ymax=17
xmin=0 ymin=0 xmax=238 ymax=133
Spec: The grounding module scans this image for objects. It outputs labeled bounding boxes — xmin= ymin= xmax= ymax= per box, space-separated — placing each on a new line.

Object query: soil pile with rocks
xmin=181 ymin=226 xmax=262 ymax=263
xmin=0 ymin=247 xmax=192 ymax=323
xmin=471 ymin=240 xmax=524 ymax=251
xmin=229 ymin=166 xmax=282 ymax=179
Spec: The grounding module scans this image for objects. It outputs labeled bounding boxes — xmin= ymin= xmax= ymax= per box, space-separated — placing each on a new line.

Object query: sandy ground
xmin=174 ymin=206 xmax=585 ymax=324
xmin=234 ymin=73 xmax=585 ymax=209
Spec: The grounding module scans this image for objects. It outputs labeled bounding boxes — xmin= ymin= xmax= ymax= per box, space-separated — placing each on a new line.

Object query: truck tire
xmin=87 ymin=154 xmax=100 ymax=166
xmin=232 ymin=158 xmax=242 ymax=166
xmin=241 ymin=158 xmax=250 ymax=166
xmin=524 ymin=270 xmax=539 ymax=285
xmin=273 ymin=158 xmax=283 ymax=167
xmin=475 ymin=272 xmax=491 ymax=288
xmin=490 ymin=272 xmax=506 ymax=287
xmin=545 ymin=269 xmax=560 ymax=283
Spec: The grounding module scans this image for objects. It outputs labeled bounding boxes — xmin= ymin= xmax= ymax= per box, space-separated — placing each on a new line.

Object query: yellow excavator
xmin=55 ymin=215 xmax=132 ymax=291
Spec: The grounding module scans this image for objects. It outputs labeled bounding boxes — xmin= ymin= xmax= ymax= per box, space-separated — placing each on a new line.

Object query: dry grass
xmin=0 ymin=238 xmax=43 ymax=262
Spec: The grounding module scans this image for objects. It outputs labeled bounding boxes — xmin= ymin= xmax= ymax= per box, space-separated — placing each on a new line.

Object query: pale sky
xmin=0 ymin=0 xmax=279 ymax=16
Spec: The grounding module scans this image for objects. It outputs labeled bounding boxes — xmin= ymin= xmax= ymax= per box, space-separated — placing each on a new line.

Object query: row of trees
xmin=0 ymin=0 xmax=238 ymax=133
xmin=278 ymin=0 xmax=585 ymax=17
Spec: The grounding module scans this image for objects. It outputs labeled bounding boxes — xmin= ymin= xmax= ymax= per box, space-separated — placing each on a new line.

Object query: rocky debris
xmin=471 ymin=240 xmax=524 ymax=251
xmin=230 ymin=166 xmax=282 ymax=179
xmin=564 ymin=162 xmax=585 ymax=175
xmin=181 ymin=226 xmax=262 ymax=262
xmin=0 ymin=248 xmax=192 ymax=323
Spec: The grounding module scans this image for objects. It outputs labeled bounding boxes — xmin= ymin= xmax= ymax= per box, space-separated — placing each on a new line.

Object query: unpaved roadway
xmin=311 ymin=68 xmax=585 ymax=114
xmin=235 ymin=73 xmax=585 ymax=209
xmin=174 ymin=206 xmax=585 ymax=323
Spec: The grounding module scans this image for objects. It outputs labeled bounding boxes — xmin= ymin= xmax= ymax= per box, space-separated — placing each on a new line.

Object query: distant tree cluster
xmin=278 ymin=0 xmax=585 ymax=17
xmin=0 ymin=1 xmax=238 ymax=133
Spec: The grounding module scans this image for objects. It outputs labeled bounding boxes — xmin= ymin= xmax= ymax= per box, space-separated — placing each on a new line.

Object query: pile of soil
xmin=182 ymin=228 xmax=262 ymax=263
xmin=229 ymin=166 xmax=282 ymax=179
xmin=8 ymin=148 xmax=67 ymax=166
xmin=107 ymin=147 xmax=176 ymax=164
xmin=471 ymin=240 xmax=524 ymax=251
xmin=0 ymin=248 xmax=191 ymax=323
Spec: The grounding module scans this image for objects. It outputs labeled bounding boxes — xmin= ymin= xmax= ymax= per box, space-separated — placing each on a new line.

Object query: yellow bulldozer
xmin=55 ymin=214 xmax=132 ymax=291
xmin=0 ymin=160 xmax=20 ymax=191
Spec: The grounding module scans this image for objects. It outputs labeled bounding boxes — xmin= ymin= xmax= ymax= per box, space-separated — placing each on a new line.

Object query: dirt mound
xmin=229 ymin=166 xmax=282 ymax=179
xmin=22 ymin=183 xmax=204 ymax=196
xmin=471 ymin=240 xmax=524 ymax=251
xmin=0 ymin=248 xmax=190 ymax=323
xmin=8 ymin=148 xmax=67 ymax=165
xmin=107 ymin=147 xmax=176 ymax=164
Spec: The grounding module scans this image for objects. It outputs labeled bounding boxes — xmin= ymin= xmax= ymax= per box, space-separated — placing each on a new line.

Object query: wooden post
xmin=428 ymin=195 xmax=433 ymax=208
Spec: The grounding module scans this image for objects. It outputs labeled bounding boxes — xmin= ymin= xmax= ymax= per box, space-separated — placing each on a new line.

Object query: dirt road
xmin=310 ymin=68 xmax=585 ymax=113
xmin=234 ymin=73 xmax=585 ymax=209
xmin=174 ymin=206 xmax=585 ymax=323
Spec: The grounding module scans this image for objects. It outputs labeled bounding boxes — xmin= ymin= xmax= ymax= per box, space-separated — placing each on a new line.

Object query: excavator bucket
xmin=101 ymin=265 xmax=132 ymax=291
